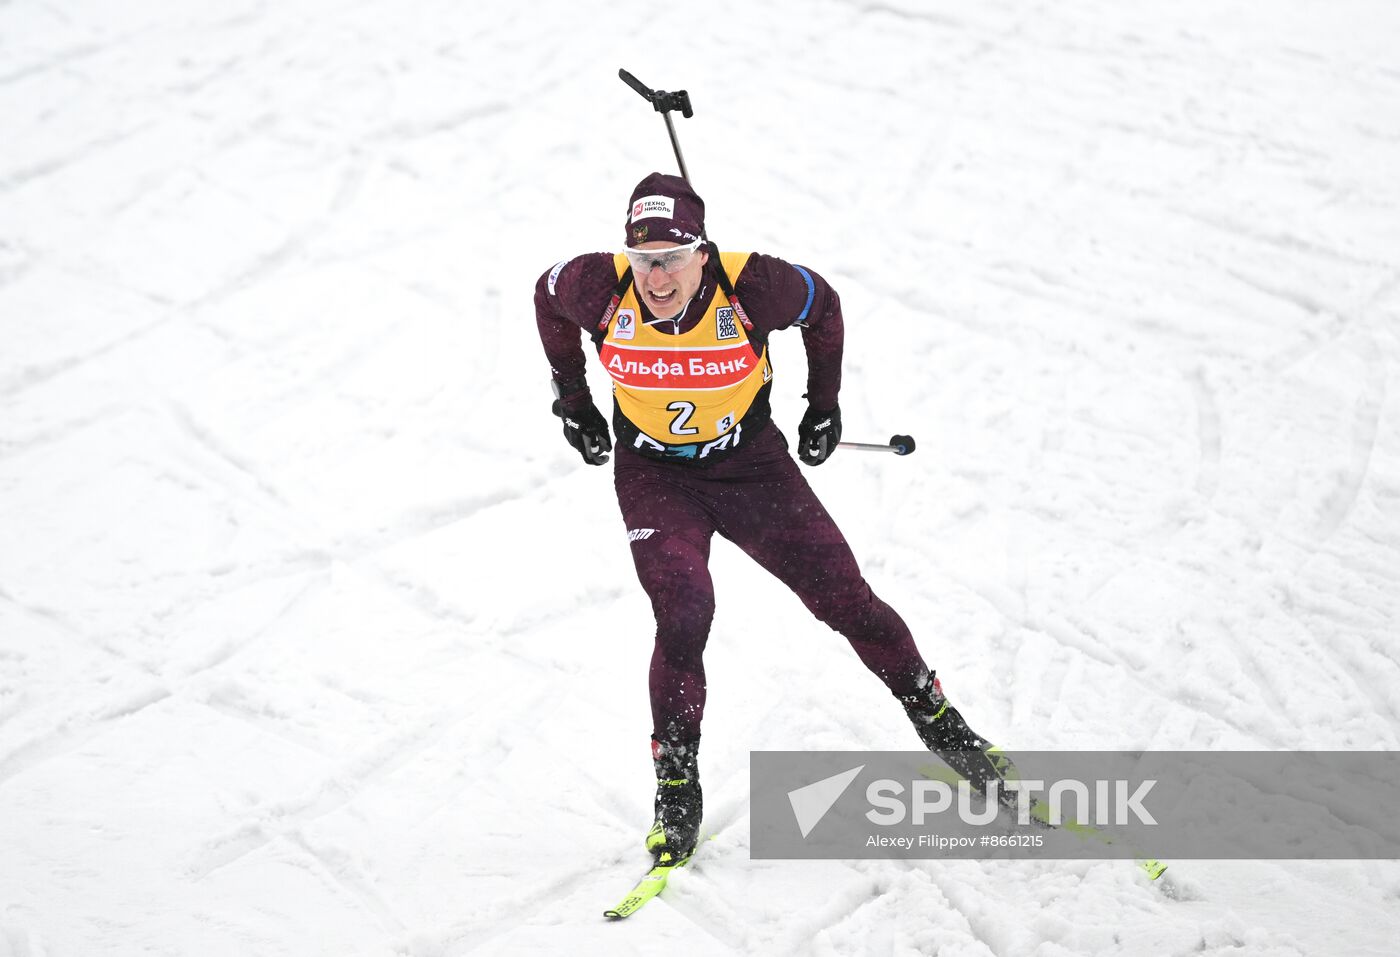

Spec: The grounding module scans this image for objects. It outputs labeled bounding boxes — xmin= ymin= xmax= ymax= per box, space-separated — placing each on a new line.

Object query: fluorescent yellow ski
xmin=604 ymin=848 xmax=692 ymax=920
xmin=918 ymin=762 xmax=1168 ymax=881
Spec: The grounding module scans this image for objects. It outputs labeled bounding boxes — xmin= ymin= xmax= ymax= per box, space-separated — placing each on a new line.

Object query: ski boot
xmin=901 ymin=670 xmax=1019 ymax=808
xmin=645 ymin=735 xmax=702 ymax=865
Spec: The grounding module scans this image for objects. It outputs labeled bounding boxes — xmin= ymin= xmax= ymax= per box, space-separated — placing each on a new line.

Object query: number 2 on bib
xmin=667 ymin=401 xmax=699 ymax=436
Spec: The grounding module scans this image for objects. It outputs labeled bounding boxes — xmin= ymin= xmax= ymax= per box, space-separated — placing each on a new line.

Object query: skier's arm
xmin=796 ymin=276 xmax=843 ymax=412
xmin=735 ymin=254 xmax=844 ymax=409
xmin=534 ymin=256 xmax=611 ymax=405
xmin=534 ymin=253 xmax=618 ymax=465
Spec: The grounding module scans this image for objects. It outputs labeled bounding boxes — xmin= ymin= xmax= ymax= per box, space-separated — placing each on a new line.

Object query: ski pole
xmin=618 ymin=69 xmax=696 ymax=188
xmin=620 ymin=70 xmax=916 ymax=462
xmin=838 ymin=435 xmax=917 ymax=456
xmin=620 ymin=66 xmax=756 ymax=334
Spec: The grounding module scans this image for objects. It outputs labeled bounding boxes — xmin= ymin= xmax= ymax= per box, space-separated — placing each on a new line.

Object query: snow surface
xmin=2 ymin=0 xmax=1399 ymax=954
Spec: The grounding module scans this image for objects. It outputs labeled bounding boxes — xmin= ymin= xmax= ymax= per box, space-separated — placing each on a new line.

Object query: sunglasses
xmin=622 ymin=238 xmax=704 ymax=274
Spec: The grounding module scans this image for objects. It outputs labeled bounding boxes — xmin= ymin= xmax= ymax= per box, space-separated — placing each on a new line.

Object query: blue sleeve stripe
xmin=793 ymin=264 xmax=816 ymax=326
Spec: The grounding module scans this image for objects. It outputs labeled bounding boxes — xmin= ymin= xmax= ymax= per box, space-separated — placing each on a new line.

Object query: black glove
xmin=797 ymin=403 xmax=841 ymax=466
xmin=552 ymin=398 xmax=612 ymax=465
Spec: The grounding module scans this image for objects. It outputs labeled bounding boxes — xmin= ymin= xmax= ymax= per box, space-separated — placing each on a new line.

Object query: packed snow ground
xmin=3 ymin=0 xmax=1400 ymax=954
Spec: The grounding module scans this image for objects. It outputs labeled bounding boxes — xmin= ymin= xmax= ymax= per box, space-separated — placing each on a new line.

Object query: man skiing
xmin=534 ymin=172 xmax=1013 ymax=866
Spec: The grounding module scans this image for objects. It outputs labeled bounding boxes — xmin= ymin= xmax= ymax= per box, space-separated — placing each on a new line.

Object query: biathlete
xmin=534 ymin=172 xmax=1014 ymax=864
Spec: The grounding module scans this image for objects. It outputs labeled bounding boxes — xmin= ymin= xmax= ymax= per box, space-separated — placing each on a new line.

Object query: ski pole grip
xmin=664 ymin=89 xmax=694 ymax=118
xmin=619 ymin=69 xmax=652 ymax=101
xmin=618 ymin=68 xmax=694 ymax=118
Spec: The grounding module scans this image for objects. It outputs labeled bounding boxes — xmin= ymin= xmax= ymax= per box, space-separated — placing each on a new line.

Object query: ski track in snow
xmin=3 ymin=0 xmax=1400 ymax=954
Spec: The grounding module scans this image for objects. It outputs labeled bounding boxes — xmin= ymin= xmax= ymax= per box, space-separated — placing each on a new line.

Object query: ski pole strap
xmin=618 ymin=69 xmax=693 ymax=118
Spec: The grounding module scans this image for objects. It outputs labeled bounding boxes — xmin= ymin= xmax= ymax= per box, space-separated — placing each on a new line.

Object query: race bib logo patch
xmin=614 ymin=309 xmax=636 ymax=341
xmin=631 ymin=195 xmax=675 ymax=222
xmin=715 ymin=412 xmax=736 ymax=434
xmin=716 ymin=307 xmax=739 ymax=341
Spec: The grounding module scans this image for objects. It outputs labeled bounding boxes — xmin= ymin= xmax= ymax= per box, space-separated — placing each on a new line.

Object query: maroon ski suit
xmin=535 ymin=251 xmax=929 ymax=744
